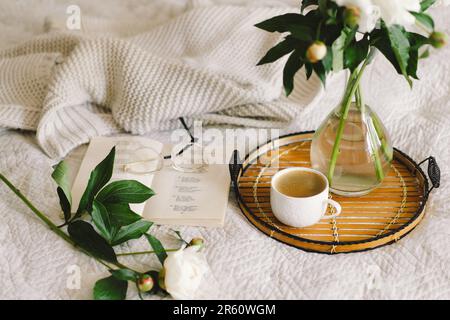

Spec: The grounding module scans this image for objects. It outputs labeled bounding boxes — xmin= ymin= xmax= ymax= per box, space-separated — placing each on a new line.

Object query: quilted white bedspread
xmin=1 ymin=0 xmax=450 ymax=299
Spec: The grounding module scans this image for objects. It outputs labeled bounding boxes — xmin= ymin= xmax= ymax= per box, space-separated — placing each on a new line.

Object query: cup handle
xmin=322 ymin=199 xmax=342 ymax=219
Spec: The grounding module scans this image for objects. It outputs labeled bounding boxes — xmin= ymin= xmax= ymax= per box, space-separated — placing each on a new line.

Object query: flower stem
xmin=0 ymin=173 xmax=75 ymax=245
xmin=355 ymin=85 xmax=384 ymax=182
xmin=368 ymin=129 xmax=385 ymax=182
xmin=117 ymin=249 xmax=179 ymax=257
xmin=372 ymin=115 xmax=392 ymax=161
xmin=327 ymin=61 xmax=369 ymax=184
xmin=0 ymin=172 xmax=128 ymax=271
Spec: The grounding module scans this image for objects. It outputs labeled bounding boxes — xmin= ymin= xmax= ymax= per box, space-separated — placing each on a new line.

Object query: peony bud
xmin=430 ymin=32 xmax=447 ymax=49
xmin=158 ymin=268 xmax=166 ymax=290
xmin=306 ymin=41 xmax=327 ymax=63
xmin=343 ymin=6 xmax=361 ymax=28
xmin=188 ymin=237 xmax=205 ymax=249
xmin=137 ymin=274 xmax=154 ymax=293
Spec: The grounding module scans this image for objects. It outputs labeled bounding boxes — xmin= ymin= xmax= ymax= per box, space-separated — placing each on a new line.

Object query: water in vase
xmin=310 ymin=102 xmax=393 ymax=196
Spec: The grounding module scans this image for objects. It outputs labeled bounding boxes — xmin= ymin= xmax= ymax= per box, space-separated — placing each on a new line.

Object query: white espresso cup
xmin=270 ymin=167 xmax=342 ymax=228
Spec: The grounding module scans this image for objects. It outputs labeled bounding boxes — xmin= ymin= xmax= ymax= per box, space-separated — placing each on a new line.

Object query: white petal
xmin=372 ymin=0 xmax=421 ymax=27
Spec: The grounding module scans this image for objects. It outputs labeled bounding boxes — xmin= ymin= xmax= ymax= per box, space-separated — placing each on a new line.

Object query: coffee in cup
xmin=270 ymin=168 xmax=341 ymax=228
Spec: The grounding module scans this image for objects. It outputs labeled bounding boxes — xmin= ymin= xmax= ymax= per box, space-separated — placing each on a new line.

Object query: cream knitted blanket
xmin=0 ymin=6 xmax=321 ymax=158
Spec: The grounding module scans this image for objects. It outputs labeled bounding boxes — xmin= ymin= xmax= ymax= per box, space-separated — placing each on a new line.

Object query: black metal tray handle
xmin=229 ymin=150 xmax=242 ymax=198
xmin=418 ymin=156 xmax=441 ymax=196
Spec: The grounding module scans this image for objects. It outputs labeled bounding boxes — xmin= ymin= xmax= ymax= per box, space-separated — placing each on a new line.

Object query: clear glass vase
xmin=310 ymin=59 xmax=393 ymax=197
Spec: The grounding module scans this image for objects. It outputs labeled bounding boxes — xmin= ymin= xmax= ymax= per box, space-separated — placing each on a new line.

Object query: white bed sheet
xmin=1 ymin=0 xmax=450 ymax=299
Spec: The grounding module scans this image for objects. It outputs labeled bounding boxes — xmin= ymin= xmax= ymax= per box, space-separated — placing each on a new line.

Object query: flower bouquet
xmin=256 ymin=0 xmax=447 ymax=195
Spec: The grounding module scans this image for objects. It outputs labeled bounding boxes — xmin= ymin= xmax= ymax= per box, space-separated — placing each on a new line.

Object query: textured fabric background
xmin=0 ymin=2 xmax=323 ymax=158
xmin=0 ymin=0 xmax=450 ymax=299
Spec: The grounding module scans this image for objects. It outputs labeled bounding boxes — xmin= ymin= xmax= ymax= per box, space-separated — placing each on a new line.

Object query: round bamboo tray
xmin=229 ymin=131 xmax=440 ymax=254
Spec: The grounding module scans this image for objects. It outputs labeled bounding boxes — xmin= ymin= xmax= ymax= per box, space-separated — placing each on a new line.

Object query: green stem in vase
xmin=355 ymin=85 xmax=384 ymax=183
xmin=355 ymin=84 xmax=363 ymax=110
xmin=368 ymin=129 xmax=385 ymax=182
xmin=372 ymin=114 xmax=392 ymax=162
xmin=327 ymin=60 xmax=369 ymax=184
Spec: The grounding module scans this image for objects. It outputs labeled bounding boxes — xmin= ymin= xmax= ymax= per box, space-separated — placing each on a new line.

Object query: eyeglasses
xmin=121 ymin=141 xmax=207 ymax=174
xmin=119 ymin=117 xmax=207 ymax=174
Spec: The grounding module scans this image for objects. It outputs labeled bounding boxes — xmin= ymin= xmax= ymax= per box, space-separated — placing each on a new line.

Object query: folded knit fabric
xmin=0 ymin=6 xmax=322 ymax=158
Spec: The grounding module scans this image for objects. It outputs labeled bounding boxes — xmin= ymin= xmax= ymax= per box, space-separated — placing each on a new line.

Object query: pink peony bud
xmin=137 ymin=274 xmax=154 ymax=293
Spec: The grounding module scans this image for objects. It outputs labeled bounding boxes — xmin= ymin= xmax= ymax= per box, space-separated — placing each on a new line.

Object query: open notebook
xmin=71 ymin=136 xmax=230 ymax=227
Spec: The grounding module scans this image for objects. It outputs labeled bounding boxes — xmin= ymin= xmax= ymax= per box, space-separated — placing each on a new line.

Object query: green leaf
xmin=111 ymin=220 xmax=153 ymax=246
xmin=257 ymin=37 xmax=298 ymax=66
xmin=254 ymin=13 xmax=304 ymax=33
xmin=387 ymin=25 xmax=412 ymax=86
xmin=305 ymin=63 xmax=313 ymax=80
xmin=283 ymin=50 xmax=304 ymax=96
xmin=68 ymin=220 xmax=117 ymax=263
xmin=77 ymin=147 xmax=115 ymax=214
xmin=322 ymin=46 xmax=333 ymax=73
xmin=407 ymin=32 xmax=430 ymax=79
xmin=312 ymin=61 xmax=326 ymax=86
xmin=56 ymin=187 xmax=71 ymax=223
xmin=408 ymin=32 xmax=431 ymax=50
xmin=52 ymin=161 xmax=72 ymax=222
xmin=410 ymin=12 xmax=434 ymax=31
xmin=332 ymin=27 xmax=356 ymax=72
xmin=344 ymin=38 xmax=369 ymax=71
xmin=52 ymin=161 xmax=72 ymax=205
xmin=420 ymin=0 xmax=436 ymax=12
xmin=110 ymin=269 xmax=139 ymax=282
xmin=92 ymin=200 xmax=113 ymax=242
xmin=93 ymin=276 xmax=127 ymax=300
xmin=372 ymin=29 xmax=401 ymax=72
xmin=344 ymin=28 xmax=357 ymax=47
xmin=318 ymin=0 xmax=327 ymax=15
xmin=373 ymin=24 xmax=412 ymax=86
xmin=103 ymin=203 xmax=142 ymax=227
xmin=331 ymin=32 xmax=346 ymax=72
xmin=145 ymin=233 xmax=167 ymax=266
xmin=96 ymin=180 xmax=155 ymax=204
xmin=288 ymin=25 xmax=313 ymax=42
xmin=407 ymin=48 xmax=419 ymax=79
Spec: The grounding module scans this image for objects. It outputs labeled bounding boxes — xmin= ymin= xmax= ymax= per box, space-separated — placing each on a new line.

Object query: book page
xmin=72 ymin=136 xmax=230 ymax=227
xmin=142 ymin=163 xmax=230 ymax=227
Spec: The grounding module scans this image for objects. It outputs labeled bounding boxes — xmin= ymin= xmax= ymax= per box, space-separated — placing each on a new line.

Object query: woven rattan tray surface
xmin=229 ymin=131 xmax=440 ymax=254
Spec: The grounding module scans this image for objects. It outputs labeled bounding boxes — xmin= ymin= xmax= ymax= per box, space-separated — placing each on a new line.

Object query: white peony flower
xmin=372 ymin=0 xmax=421 ymax=27
xmin=162 ymin=245 xmax=208 ymax=300
xmin=435 ymin=0 xmax=450 ymax=6
xmin=335 ymin=0 xmax=380 ymax=33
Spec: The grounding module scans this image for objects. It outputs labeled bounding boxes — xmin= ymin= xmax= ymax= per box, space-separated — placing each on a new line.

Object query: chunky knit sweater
xmin=0 ymin=6 xmax=322 ymax=158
